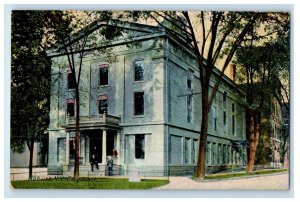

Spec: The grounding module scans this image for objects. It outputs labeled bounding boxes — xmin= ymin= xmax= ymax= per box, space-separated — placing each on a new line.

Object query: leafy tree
xmin=138 ymin=11 xmax=277 ymax=178
xmin=235 ymin=32 xmax=289 ymax=172
xmin=11 ymin=11 xmax=52 ymax=178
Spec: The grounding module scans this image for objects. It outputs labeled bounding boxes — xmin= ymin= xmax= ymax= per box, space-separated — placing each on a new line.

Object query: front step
xmin=63 ymin=165 xmax=122 ymax=177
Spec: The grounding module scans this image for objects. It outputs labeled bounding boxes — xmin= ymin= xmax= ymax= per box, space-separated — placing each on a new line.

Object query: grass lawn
xmin=11 ymin=177 xmax=169 ymax=189
xmin=205 ymin=168 xmax=288 ymax=180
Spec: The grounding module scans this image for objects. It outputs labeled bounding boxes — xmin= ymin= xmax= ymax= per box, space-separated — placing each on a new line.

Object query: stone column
xmin=82 ymin=136 xmax=86 ymax=165
xmin=86 ymin=136 xmax=90 ymax=165
xmin=65 ymin=132 xmax=70 ymax=165
xmin=117 ymin=130 xmax=121 ymax=165
xmin=102 ymin=129 xmax=107 ymax=165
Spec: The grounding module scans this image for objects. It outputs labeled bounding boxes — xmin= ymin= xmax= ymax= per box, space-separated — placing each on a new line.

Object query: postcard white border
xmin=1 ymin=1 xmax=297 ymax=200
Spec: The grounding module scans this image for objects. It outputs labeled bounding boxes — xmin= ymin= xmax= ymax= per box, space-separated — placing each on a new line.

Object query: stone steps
xmin=63 ymin=165 xmax=122 ymax=177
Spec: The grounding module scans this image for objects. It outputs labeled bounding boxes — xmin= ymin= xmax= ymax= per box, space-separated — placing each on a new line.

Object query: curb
xmin=193 ymin=171 xmax=289 ymax=182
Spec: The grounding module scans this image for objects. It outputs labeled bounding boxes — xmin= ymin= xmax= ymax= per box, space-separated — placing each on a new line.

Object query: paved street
xmin=155 ymin=172 xmax=289 ymax=190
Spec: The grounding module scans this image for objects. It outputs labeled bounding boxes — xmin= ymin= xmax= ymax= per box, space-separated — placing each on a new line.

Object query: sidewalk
xmin=155 ymin=172 xmax=289 ymax=190
xmin=10 ymin=167 xmax=52 ymax=181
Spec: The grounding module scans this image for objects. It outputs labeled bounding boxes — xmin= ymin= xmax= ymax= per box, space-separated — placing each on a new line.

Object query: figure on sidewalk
xmin=107 ymin=155 xmax=114 ymax=176
xmin=90 ymin=154 xmax=99 ymax=172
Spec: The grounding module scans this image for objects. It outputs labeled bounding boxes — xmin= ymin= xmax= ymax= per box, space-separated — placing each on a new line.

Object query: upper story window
xmin=134 ymin=59 xmax=144 ymax=81
xmin=223 ymin=111 xmax=227 ymax=132
xmin=212 ymin=98 xmax=217 ymax=130
xmin=212 ymin=105 xmax=217 ymax=130
xmin=99 ymin=64 xmax=109 ymax=86
xmin=187 ymin=77 xmax=193 ymax=123
xmin=187 ymin=95 xmax=192 ymax=123
xmin=134 ymin=92 xmax=144 ymax=116
xmin=135 ymin=134 xmax=145 ymax=159
xmin=66 ymin=99 xmax=75 ymax=117
xmin=232 ymin=104 xmax=236 ymax=135
xmin=187 ymin=78 xmax=192 ymax=90
xmin=223 ymin=92 xmax=227 ymax=133
xmin=223 ymin=91 xmax=227 ymax=108
xmin=67 ymin=70 xmax=76 ymax=89
xmin=98 ymin=94 xmax=108 ymax=114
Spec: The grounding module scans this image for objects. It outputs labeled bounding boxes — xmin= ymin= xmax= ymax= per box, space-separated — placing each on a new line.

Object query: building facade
xmin=47 ymin=20 xmax=246 ymax=176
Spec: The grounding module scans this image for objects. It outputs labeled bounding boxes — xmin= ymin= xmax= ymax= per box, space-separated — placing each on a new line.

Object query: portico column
xmin=65 ymin=132 xmax=70 ymax=165
xmin=82 ymin=136 xmax=86 ymax=165
xmin=102 ymin=129 xmax=107 ymax=165
xmin=86 ymin=136 xmax=90 ymax=165
xmin=117 ymin=130 xmax=121 ymax=165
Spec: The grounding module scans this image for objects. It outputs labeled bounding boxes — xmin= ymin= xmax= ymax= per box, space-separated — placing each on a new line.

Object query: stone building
xmin=269 ymin=99 xmax=283 ymax=168
xmin=47 ymin=20 xmax=246 ymax=176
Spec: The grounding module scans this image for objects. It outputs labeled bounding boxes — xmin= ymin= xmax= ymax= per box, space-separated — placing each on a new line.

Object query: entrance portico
xmin=63 ymin=113 xmax=121 ymax=174
xmin=64 ymin=129 xmax=121 ymax=166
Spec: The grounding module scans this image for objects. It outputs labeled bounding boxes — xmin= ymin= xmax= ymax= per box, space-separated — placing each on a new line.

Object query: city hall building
xmin=47 ymin=20 xmax=247 ymax=176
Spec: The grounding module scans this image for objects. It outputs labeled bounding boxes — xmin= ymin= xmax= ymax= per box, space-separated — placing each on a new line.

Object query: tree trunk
xmin=196 ymin=85 xmax=209 ymax=179
xmin=27 ymin=137 xmax=34 ymax=179
xmin=254 ymin=115 xmax=260 ymax=152
xmin=74 ymin=86 xmax=80 ymax=177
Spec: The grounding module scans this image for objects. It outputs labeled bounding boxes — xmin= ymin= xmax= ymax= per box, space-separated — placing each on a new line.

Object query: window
xmin=232 ymin=150 xmax=236 ymax=164
xmin=218 ymin=144 xmax=222 ymax=164
xmin=191 ymin=139 xmax=195 ymax=164
xmin=206 ymin=142 xmax=211 ymax=165
xmin=57 ymin=138 xmax=65 ymax=163
xmin=187 ymin=77 xmax=193 ymax=123
xmin=187 ymin=95 xmax=192 ymax=123
xmin=99 ymin=64 xmax=109 ymax=86
xmin=67 ymin=71 xmax=76 ymax=89
xmin=135 ymin=134 xmax=145 ymax=159
xmin=66 ymin=99 xmax=75 ymax=117
xmin=170 ymin=135 xmax=183 ymax=164
xmin=134 ymin=59 xmax=144 ymax=81
xmin=134 ymin=92 xmax=144 ymax=115
xmin=232 ymin=104 xmax=235 ymax=135
xmin=187 ymin=78 xmax=192 ymax=90
xmin=223 ymin=111 xmax=227 ymax=128
xmin=98 ymin=94 xmax=108 ymax=114
xmin=228 ymin=146 xmax=232 ymax=164
xmin=213 ymin=143 xmax=217 ymax=165
xmin=223 ymin=145 xmax=227 ymax=164
xmin=184 ymin=138 xmax=190 ymax=164
xmin=212 ymin=105 xmax=217 ymax=130
xmin=69 ymin=138 xmax=75 ymax=160
xmin=223 ymin=92 xmax=227 ymax=132
xmin=223 ymin=92 xmax=227 ymax=108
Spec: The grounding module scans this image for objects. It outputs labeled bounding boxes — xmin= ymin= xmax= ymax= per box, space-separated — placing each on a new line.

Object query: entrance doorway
xmin=89 ymin=130 xmax=103 ymax=163
xmin=107 ymin=131 xmax=116 ymax=157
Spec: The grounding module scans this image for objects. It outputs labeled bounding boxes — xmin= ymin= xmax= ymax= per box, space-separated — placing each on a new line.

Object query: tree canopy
xmin=11 ymin=11 xmax=54 ymax=178
xmin=11 ymin=11 xmax=52 ymax=153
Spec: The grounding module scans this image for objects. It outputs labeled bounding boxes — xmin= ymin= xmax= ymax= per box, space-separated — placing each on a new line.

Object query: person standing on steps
xmin=107 ymin=155 xmax=114 ymax=176
xmin=90 ymin=154 xmax=99 ymax=172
